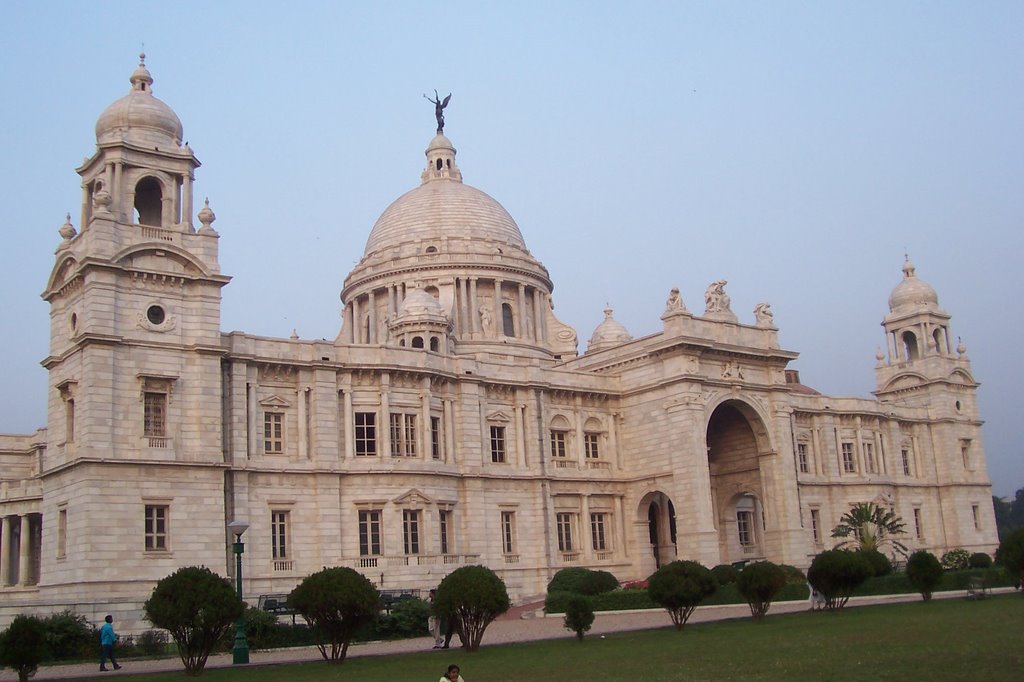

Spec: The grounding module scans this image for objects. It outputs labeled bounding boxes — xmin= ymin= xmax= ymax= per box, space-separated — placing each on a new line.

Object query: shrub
xmin=0 ymin=615 xmax=48 ymax=682
xmin=144 ymin=565 xmax=245 ymax=677
xmin=996 ymin=528 xmax=1024 ymax=587
xmin=373 ymin=598 xmax=430 ymax=640
xmin=710 ymin=564 xmax=739 ymax=585
xmin=547 ymin=568 xmax=619 ymax=596
xmin=858 ymin=549 xmax=893 ymax=577
xmin=435 ymin=565 xmax=510 ymax=652
xmin=40 ymin=610 xmax=94 ymax=661
xmin=968 ymin=552 xmax=992 ymax=569
xmin=137 ymin=629 xmax=170 ymax=657
xmin=240 ymin=606 xmax=282 ymax=652
xmin=736 ymin=562 xmax=787 ymax=620
xmin=563 ymin=595 xmax=595 ymax=641
xmin=941 ymin=548 xmax=970 ymax=570
xmin=288 ymin=567 xmax=380 ymax=663
xmin=905 ymin=550 xmax=943 ymax=601
xmin=778 ymin=564 xmax=807 ymax=584
xmin=807 ymin=550 xmax=872 ymax=611
xmin=647 ymin=560 xmax=716 ymax=631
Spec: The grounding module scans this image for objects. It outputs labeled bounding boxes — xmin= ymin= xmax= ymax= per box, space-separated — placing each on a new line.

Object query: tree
xmin=807 ymin=550 xmax=873 ymax=611
xmin=996 ymin=527 xmax=1024 ymax=588
xmin=993 ymin=488 xmax=1024 ymax=541
xmin=287 ymin=567 xmax=380 ymax=663
xmin=831 ymin=502 xmax=908 ymax=558
xmin=906 ymin=550 xmax=943 ymax=601
xmin=563 ymin=595 xmax=595 ymax=641
xmin=434 ymin=565 xmax=510 ymax=652
xmin=736 ymin=561 xmax=787 ymax=620
xmin=144 ymin=566 xmax=244 ymax=677
xmin=647 ymin=560 xmax=716 ymax=630
xmin=0 ymin=615 xmax=48 ymax=682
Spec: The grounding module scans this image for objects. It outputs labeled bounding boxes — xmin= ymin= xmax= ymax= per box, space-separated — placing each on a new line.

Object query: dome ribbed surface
xmin=364 ymin=180 xmax=526 ymax=255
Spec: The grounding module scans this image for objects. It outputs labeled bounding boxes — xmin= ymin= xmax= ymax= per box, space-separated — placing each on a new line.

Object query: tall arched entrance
xmin=706 ymin=400 xmax=770 ymax=565
xmin=636 ymin=491 xmax=676 ymax=576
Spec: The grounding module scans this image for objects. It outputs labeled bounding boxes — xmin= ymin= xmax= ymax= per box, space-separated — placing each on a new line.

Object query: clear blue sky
xmin=1 ymin=1 xmax=1021 ymax=495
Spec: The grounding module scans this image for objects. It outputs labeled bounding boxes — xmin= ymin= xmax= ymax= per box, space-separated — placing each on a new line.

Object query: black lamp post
xmin=227 ymin=520 xmax=249 ymax=665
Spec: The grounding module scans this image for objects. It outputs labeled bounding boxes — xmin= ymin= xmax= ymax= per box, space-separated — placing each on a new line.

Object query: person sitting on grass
xmin=439 ymin=663 xmax=465 ymax=682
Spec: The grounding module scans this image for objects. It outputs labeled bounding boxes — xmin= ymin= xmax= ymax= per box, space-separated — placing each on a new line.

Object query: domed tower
xmin=586 ymin=305 xmax=633 ymax=353
xmin=339 ymin=127 xmax=578 ymax=359
xmin=41 ymin=56 xmax=229 ymax=469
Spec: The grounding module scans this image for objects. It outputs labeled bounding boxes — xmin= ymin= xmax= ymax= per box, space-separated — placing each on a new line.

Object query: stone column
xmin=342 ymin=384 xmax=354 ymax=459
xmin=183 ymin=172 xmax=194 ymax=230
xmin=514 ymin=403 xmax=526 ymax=467
xmin=459 ymin=279 xmax=469 ymax=337
xmin=298 ymin=385 xmax=308 ymax=460
xmin=469 ymin=278 xmax=479 ymax=335
xmin=615 ymin=496 xmax=627 ymax=558
xmin=247 ymin=381 xmax=258 ymax=458
xmin=581 ymin=495 xmax=591 ymax=560
xmin=368 ymin=291 xmax=377 ymax=344
xmin=443 ymin=398 xmax=455 ymax=464
xmin=344 ymin=304 xmax=354 ymax=343
xmin=609 ymin=412 xmax=621 ymax=471
xmin=0 ymin=515 xmax=11 ymax=586
xmin=18 ymin=515 xmax=31 ymax=586
xmin=517 ymin=283 xmax=528 ymax=339
xmin=493 ymin=279 xmax=503 ymax=338
xmin=113 ymin=162 xmax=124 ymax=220
xmin=352 ymin=298 xmax=361 ymax=344
xmin=420 ymin=378 xmax=431 ymax=461
xmin=533 ymin=290 xmax=544 ymax=342
xmin=380 ymin=375 xmax=391 ymax=457
xmin=574 ymin=396 xmax=585 ymax=466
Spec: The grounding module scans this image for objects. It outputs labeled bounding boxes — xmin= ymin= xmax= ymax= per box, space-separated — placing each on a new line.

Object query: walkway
xmin=0 ymin=589 xmax=1009 ymax=681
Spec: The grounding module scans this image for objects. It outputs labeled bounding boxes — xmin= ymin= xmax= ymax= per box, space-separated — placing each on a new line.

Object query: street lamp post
xmin=227 ymin=520 xmax=250 ymax=665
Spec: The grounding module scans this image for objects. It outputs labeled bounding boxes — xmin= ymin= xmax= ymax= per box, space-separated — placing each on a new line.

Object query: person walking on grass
xmin=99 ymin=614 xmax=122 ymax=672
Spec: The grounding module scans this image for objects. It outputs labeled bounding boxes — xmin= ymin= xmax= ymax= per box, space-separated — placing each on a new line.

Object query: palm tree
xmin=831 ymin=502 xmax=908 ymax=558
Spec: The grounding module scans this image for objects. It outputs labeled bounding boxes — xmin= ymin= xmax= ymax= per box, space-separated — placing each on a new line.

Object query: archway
xmin=706 ymin=400 xmax=770 ymax=565
xmin=637 ymin=491 xmax=677 ymax=574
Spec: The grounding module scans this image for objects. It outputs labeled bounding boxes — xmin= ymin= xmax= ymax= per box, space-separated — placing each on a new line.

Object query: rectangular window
xmin=590 ymin=512 xmax=608 ymax=551
xmin=810 ymin=509 xmax=821 ymax=545
xmin=901 ymin=448 xmax=912 ymax=476
xmin=144 ymin=392 xmax=167 ymax=437
xmin=390 ymin=413 xmax=417 ymax=457
xmin=961 ymin=440 xmax=971 ymax=470
xmin=864 ymin=443 xmax=875 ymax=474
xmin=355 ymin=412 xmax=377 ymax=456
xmin=264 ymin=412 xmax=284 ymax=454
xmin=972 ymin=504 xmax=981 ymax=531
xmin=797 ymin=443 xmax=809 ymax=474
xmin=271 ymin=510 xmax=289 ymax=559
xmin=556 ymin=512 xmax=574 ymax=552
xmin=57 ymin=508 xmax=67 ymax=558
xmin=913 ymin=508 xmax=923 ymax=540
xmin=403 ymin=510 xmax=420 ymax=555
xmin=490 ymin=425 xmax=506 ymax=463
xmin=144 ymin=505 xmax=168 ymax=551
xmin=439 ymin=510 xmax=450 ymax=554
xmin=584 ymin=433 xmax=600 ymax=459
xmin=501 ymin=511 xmax=516 ymax=554
xmin=550 ymin=431 xmax=567 ymax=459
xmin=358 ymin=510 xmax=381 ymax=556
xmin=431 ymin=416 xmax=442 ymax=460
xmin=65 ymin=398 xmax=75 ymax=443
xmin=841 ymin=442 xmax=856 ymax=473
xmin=737 ymin=510 xmax=754 ymax=547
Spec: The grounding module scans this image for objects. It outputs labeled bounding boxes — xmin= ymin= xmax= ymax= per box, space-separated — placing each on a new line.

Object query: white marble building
xmin=0 ymin=58 xmax=998 ymax=629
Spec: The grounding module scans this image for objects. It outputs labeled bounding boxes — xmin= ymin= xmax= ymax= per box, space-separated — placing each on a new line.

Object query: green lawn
xmin=74 ymin=596 xmax=1021 ymax=681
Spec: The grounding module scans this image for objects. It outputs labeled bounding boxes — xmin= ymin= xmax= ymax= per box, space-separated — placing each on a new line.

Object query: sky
xmin=0 ymin=1 xmax=1021 ymax=495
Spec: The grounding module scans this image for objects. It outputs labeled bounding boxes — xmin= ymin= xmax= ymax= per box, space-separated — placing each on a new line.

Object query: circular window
xmin=147 ymin=305 xmax=166 ymax=325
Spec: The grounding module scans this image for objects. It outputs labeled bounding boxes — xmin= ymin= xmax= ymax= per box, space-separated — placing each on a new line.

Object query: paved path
xmin=1 ymin=589 xmax=1011 ymax=681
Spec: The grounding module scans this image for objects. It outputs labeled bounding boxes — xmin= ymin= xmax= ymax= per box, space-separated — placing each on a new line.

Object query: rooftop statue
xmin=424 ymin=89 xmax=452 ymax=134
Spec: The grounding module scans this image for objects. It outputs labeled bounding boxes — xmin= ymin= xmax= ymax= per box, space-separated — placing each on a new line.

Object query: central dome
xmin=363 ymin=133 xmax=527 ymax=255
xmin=95 ymin=54 xmax=183 ymax=148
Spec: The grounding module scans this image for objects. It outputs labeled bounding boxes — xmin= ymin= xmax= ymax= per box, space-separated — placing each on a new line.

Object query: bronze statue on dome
xmin=424 ymin=90 xmax=451 ymax=134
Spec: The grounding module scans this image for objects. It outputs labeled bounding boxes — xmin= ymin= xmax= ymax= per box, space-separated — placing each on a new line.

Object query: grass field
xmin=71 ymin=596 xmax=1022 ymax=681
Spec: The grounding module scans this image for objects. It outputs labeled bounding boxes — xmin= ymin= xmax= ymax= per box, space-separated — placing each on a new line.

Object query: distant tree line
xmin=993 ymin=487 xmax=1024 ymax=540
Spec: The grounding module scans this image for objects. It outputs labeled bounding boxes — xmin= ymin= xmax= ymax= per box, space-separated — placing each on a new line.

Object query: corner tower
xmin=339 ymin=128 xmax=578 ymax=359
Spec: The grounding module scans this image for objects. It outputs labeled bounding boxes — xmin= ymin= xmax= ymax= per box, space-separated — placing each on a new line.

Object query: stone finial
xmin=58 ymin=213 xmax=77 ymax=241
xmin=290 ymin=329 xmax=299 ymax=340
xmin=93 ymin=188 xmax=112 ymax=215
xmin=875 ymin=347 xmax=886 ymax=367
xmin=753 ymin=302 xmax=774 ymax=328
xmin=956 ymin=337 xmax=967 ymax=358
xmin=197 ymin=198 xmax=217 ymax=234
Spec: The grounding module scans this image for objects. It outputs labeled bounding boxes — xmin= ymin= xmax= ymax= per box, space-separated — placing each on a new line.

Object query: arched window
xmin=501 ymin=303 xmax=515 ymax=337
xmin=429 ymin=337 xmax=440 ymax=352
xmin=932 ymin=328 xmax=944 ymax=354
xmin=134 ymin=177 xmax=162 ymax=226
xmin=902 ymin=331 xmax=919 ymax=361
xmin=412 ymin=336 xmax=424 ymax=349
xmin=435 ymin=158 xmax=443 ymax=171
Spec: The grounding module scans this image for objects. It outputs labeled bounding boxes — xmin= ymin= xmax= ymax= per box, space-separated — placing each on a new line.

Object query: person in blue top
xmin=99 ymin=614 xmax=122 ymax=672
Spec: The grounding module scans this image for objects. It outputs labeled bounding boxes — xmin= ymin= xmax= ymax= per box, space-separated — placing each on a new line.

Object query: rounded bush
xmin=807 ymin=550 xmax=872 ymax=611
xmin=137 ymin=629 xmax=169 ymax=656
xmin=968 ymin=552 xmax=992 ymax=569
xmin=858 ymin=549 xmax=893 ymax=577
xmin=580 ymin=569 xmax=619 ymax=595
xmin=40 ymin=610 xmax=94 ymax=661
xmin=647 ymin=560 xmax=716 ymax=630
xmin=778 ymin=564 xmax=807 ymax=584
xmin=288 ymin=567 xmax=380 ymax=663
xmin=0 ymin=615 xmax=48 ymax=682
xmin=547 ymin=568 xmax=618 ymax=596
xmin=710 ymin=564 xmax=739 ymax=585
xmin=563 ymin=595 xmax=595 ymax=640
xmin=940 ymin=548 xmax=970 ymax=570
xmin=906 ymin=550 xmax=943 ymax=601
xmin=736 ymin=561 xmax=787 ymax=620
xmin=435 ymin=565 xmax=510 ymax=651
